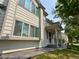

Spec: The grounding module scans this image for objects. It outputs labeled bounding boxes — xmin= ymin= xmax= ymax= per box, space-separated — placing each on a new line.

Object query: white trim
xmin=2 ymin=47 xmax=36 ymax=54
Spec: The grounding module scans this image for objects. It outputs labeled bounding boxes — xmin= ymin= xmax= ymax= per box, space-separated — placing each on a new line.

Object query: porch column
xmin=55 ymin=29 xmax=59 ymax=48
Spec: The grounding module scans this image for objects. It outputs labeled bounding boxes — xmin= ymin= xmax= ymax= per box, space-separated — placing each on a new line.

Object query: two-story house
xmin=0 ymin=0 xmax=66 ymax=55
xmin=0 ymin=0 xmax=49 ymax=54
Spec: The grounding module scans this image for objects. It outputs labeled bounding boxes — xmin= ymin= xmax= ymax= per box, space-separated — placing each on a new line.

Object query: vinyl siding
xmin=0 ymin=0 xmax=40 ymax=53
xmin=0 ymin=40 xmax=39 ymax=54
xmin=1 ymin=0 xmax=17 ymax=36
xmin=16 ymin=6 xmax=39 ymax=27
xmin=1 ymin=0 xmax=39 ymax=39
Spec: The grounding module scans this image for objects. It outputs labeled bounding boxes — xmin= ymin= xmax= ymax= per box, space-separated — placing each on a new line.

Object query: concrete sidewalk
xmin=1 ymin=48 xmax=56 ymax=59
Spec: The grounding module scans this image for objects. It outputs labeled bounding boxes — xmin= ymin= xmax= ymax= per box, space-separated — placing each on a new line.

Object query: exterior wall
xmin=1 ymin=0 xmax=39 ymax=38
xmin=1 ymin=0 xmax=17 ymax=36
xmin=0 ymin=41 xmax=39 ymax=53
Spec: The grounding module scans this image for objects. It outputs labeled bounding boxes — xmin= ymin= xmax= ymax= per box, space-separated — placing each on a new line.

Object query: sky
xmin=40 ymin=0 xmax=61 ymax=22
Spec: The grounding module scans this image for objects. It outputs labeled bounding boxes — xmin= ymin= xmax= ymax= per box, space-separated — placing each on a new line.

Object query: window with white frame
xmin=30 ymin=25 xmax=39 ymax=37
xmin=35 ymin=27 xmax=39 ymax=37
xmin=14 ymin=20 xmax=29 ymax=37
xmin=22 ymin=23 xmax=29 ymax=36
xmin=14 ymin=20 xmax=22 ymax=36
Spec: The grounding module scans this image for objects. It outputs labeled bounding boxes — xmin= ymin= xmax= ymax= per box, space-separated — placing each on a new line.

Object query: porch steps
xmin=45 ymin=45 xmax=58 ymax=48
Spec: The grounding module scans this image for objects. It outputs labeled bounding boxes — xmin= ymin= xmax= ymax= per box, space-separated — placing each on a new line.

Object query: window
xmin=14 ymin=20 xmax=29 ymax=37
xmin=18 ymin=0 xmax=40 ymax=17
xmin=32 ymin=2 xmax=35 ymax=13
xmin=30 ymin=26 xmax=39 ymax=37
xmin=31 ymin=2 xmax=40 ymax=17
xmin=18 ymin=0 xmax=25 ymax=8
xmin=35 ymin=7 xmax=40 ymax=17
xmin=0 ymin=9 xmax=5 ymax=16
xmin=14 ymin=21 xmax=22 ymax=36
xmin=25 ymin=0 xmax=30 ymax=11
xmin=0 ymin=9 xmax=2 ymax=15
xmin=22 ymin=23 xmax=29 ymax=36
xmin=30 ymin=26 xmax=35 ymax=37
xmin=35 ymin=27 xmax=39 ymax=37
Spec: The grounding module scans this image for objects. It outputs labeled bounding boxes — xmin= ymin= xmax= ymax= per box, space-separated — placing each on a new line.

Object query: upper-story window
xmin=25 ymin=0 xmax=30 ymax=11
xmin=18 ymin=0 xmax=25 ymax=8
xmin=31 ymin=2 xmax=40 ymax=17
xmin=35 ymin=7 xmax=40 ymax=17
xmin=31 ymin=1 xmax=35 ymax=14
xmin=18 ymin=0 xmax=40 ymax=17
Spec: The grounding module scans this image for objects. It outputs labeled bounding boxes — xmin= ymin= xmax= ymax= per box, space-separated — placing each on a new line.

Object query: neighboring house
xmin=0 ymin=0 xmax=66 ymax=54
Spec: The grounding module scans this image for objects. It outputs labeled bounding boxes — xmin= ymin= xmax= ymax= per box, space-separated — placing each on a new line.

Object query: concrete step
xmin=45 ymin=44 xmax=58 ymax=48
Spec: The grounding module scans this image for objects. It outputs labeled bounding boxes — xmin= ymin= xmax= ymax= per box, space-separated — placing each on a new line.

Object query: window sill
xmin=0 ymin=35 xmax=39 ymax=41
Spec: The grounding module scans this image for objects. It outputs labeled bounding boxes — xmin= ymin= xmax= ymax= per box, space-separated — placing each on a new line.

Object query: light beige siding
xmin=1 ymin=0 xmax=39 ymax=36
xmin=1 ymin=0 xmax=17 ymax=36
xmin=15 ymin=6 xmax=39 ymax=27
xmin=0 ymin=40 xmax=39 ymax=53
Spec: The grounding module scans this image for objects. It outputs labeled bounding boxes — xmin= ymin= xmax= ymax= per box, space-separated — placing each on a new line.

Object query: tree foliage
xmin=55 ymin=0 xmax=79 ymax=41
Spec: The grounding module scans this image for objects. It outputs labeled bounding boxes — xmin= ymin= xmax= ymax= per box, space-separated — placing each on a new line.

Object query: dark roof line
xmin=46 ymin=18 xmax=54 ymax=24
xmin=35 ymin=0 xmax=45 ymax=9
xmin=46 ymin=18 xmax=63 ymax=30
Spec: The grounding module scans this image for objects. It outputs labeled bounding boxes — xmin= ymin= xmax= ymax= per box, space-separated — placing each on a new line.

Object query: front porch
xmin=45 ymin=19 xmax=65 ymax=48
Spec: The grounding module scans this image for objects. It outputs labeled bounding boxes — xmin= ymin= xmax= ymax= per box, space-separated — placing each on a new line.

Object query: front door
xmin=49 ymin=32 xmax=52 ymax=44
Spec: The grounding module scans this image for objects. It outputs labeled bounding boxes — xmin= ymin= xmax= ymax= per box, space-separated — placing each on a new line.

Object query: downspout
xmin=39 ymin=8 xmax=41 ymax=43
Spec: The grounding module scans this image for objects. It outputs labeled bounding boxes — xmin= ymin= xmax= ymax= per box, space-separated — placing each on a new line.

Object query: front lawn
xmin=32 ymin=46 xmax=79 ymax=59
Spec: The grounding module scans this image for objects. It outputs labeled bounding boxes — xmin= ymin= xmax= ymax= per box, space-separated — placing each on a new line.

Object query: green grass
xmin=32 ymin=46 xmax=79 ymax=59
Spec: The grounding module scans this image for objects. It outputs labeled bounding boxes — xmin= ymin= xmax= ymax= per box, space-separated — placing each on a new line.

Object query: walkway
xmin=0 ymin=47 xmax=66 ymax=59
xmin=1 ymin=48 xmax=57 ymax=59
